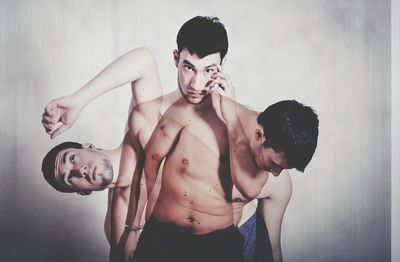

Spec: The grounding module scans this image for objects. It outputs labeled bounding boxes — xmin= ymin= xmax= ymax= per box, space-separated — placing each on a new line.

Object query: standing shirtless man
xmin=127 ymin=18 xmax=319 ymax=262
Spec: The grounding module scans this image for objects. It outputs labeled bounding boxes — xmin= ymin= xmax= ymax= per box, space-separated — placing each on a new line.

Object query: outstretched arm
xmin=257 ymin=171 xmax=292 ymax=262
xmin=42 ymin=47 xmax=162 ymax=138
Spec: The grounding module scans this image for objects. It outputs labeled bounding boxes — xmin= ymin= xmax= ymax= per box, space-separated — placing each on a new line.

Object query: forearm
xmin=72 ymin=47 xmax=156 ymax=107
xmin=114 ymin=157 xmax=146 ymax=261
xmin=272 ymin=246 xmax=283 ymax=262
xmin=110 ymin=187 xmax=130 ymax=249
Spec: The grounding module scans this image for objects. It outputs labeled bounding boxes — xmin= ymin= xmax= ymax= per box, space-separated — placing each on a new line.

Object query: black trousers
xmin=131 ymin=216 xmax=244 ymax=262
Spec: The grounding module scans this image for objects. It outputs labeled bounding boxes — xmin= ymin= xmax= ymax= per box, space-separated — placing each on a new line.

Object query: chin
xmin=183 ymin=96 xmax=202 ymax=104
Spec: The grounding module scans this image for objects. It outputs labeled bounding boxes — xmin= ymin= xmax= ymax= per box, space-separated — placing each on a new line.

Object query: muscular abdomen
xmin=152 ymin=129 xmax=233 ymax=234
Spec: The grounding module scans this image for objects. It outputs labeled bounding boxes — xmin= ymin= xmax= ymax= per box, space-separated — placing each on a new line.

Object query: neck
xmin=242 ymin=110 xmax=262 ymax=154
xmin=100 ymin=147 xmax=122 ymax=185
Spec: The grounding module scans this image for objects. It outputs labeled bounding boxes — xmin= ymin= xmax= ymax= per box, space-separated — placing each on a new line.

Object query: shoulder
xmin=129 ymin=98 xmax=163 ymax=132
xmin=235 ymin=101 xmax=258 ymax=125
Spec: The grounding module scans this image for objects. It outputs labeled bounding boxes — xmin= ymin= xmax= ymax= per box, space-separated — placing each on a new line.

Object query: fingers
xmin=44 ymin=100 xmax=57 ymax=115
xmin=42 ymin=112 xmax=58 ymax=124
xmin=42 ymin=119 xmax=55 ymax=133
xmin=42 ymin=106 xmax=61 ymax=135
xmin=50 ymin=124 xmax=71 ymax=139
xmin=208 ymin=65 xmax=235 ymax=99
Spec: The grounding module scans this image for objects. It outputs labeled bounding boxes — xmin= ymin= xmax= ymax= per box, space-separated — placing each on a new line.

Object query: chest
xmin=182 ymin=110 xmax=228 ymax=157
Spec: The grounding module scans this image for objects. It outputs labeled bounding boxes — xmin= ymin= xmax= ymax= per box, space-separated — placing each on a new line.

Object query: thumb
xmin=50 ymin=124 xmax=71 ymax=139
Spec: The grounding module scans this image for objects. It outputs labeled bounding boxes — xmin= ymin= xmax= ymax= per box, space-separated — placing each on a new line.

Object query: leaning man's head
xmin=42 ymin=142 xmax=113 ymax=195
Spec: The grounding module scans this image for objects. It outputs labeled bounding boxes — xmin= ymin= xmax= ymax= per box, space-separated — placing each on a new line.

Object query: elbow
xmin=132 ymin=47 xmax=156 ymax=65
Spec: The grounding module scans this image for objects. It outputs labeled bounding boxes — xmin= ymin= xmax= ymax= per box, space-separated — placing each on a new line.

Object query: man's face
xmin=54 ymin=146 xmax=113 ymax=193
xmin=174 ymin=49 xmax=222 ymax=104
xmin=256 ymin=147 xmax=289 ymax=177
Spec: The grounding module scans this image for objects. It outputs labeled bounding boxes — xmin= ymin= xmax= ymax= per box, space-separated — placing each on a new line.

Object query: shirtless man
xmin=219 ymin=95 xmax=318 ymax=262
xmin=42 ymin=16 xmax=315 ymax=262
xmin=133 ymin=95 xmax=318 ymax=262
xmin=41 ymin=17 xmax=253 ymax=262
xmin=41 ymin=47 xmax=177 ymax=258
xmin=127 ymin=19 xmax=319 ymax=262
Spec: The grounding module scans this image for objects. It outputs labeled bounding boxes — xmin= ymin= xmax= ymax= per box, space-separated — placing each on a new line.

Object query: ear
xmin=221 ymin=56 xmax=227 ymax=67
xmin=77 ymin=191 xmax=92 ymax=196
xmin=173 ymin=49 xmax=180 ymax=68
xmin=82 ymin=143 xmax=96 ymax=151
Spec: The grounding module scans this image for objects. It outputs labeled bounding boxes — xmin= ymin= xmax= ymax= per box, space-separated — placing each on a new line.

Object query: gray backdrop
xmin=0 ymin=0 xmax=394 ymax=261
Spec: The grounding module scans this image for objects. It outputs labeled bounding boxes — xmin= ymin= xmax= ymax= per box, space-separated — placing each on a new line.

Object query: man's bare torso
xmin=151 ymin=97 xmax=235 ymax=234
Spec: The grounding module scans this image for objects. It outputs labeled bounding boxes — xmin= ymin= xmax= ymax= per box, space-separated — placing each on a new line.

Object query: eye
xmin=67 ymin=174 xmax=73 ymax=183
xmin=204 ymin=68 xmax=215 ymax=75
xmin=183 ymin=65 xmax=193 ymax=71
xmin=69 ymin=154 xmax=75 ymax=164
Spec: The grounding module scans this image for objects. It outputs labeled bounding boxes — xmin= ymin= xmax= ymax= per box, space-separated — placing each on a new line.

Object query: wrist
xmin=125 ymin=224 xmax=141 ymax=232
xmin=70 ymin=91 xmax=89 ymax=109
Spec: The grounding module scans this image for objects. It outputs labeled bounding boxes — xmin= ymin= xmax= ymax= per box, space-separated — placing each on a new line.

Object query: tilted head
xmin=41 ymin=142 xmax=114 ymax=195
xmin=174 ymin=16 xmax=229 ymax=104
xmin=254 ymin=100 xmax=319 ymax=176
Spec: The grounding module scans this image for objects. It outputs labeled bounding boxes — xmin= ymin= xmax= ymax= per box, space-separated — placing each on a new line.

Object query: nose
xmin=271 ymin=168 xmax=283 ymax=177
xmin=79 ymin=165 xmax=89 ymax=177
xmin=190 ymin=73 xmax=205 ymax=91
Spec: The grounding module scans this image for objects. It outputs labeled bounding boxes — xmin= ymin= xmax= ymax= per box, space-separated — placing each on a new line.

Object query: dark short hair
xmin=257 ymin=100 xmax=319 ymax=172
xmin=177 ymin=16 xmax=228 ymax=60
xmin=41 ymin=142 xmax=83 ymax=192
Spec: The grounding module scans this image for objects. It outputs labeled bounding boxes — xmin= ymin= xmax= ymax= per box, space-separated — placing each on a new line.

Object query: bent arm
xmin=257 ymin=171 xmax=292 ymax=262
xmin=43 ymin=47 xmax=162 ymax=138
xmin=72 ymin=47 xmax=161 ymax=107
xmin=220 ymin=96 xmax=267 ymax=198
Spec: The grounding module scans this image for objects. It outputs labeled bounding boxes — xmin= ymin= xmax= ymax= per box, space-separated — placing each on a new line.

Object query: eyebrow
xmin=182 ymin=60 xmax=217 ymax=70
xmin=62 ymin=151 xmax=68 ymax=164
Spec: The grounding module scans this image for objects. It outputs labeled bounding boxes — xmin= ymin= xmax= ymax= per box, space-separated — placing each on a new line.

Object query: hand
xmin=208 ymin=65 xmax=238 ymax=125
xmin=42 ymin=95 xmax=84 ymax=139
xmin=112 ymin=230 xmax=138 ymax=262
xmin=208 ymin=64 xmax=236 ymax=100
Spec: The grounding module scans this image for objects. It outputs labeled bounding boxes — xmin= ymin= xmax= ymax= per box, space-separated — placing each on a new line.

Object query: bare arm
xmin=209 ymin=65 xmax=266 ymax=198
xmin=257 ymin=170 xmax=292 ymax=262
xmin=42 ymin=47 xmax=162 ymax=138
xmin=213 ymin=92 xmax=267 ymax=199
xmin=109 ymin=131 xmax=140 ymax=262
xmin=114 ymin=111 xmax=183 ymax=261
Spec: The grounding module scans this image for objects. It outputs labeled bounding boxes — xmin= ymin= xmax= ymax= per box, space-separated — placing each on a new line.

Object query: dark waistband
xmin=147 ymin=215 xmax=239 ymax=240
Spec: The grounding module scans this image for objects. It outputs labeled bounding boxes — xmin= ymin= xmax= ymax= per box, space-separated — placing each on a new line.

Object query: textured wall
xmin=392 ymin=0 xmax=399 ymax=261
xmin=0 ymin=0 xmax=391 ymax=261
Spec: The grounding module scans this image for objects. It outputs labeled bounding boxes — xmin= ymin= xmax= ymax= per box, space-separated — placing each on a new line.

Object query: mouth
xmin=92 ymin=166 xmax=97 ymax=182
xmin=186 ymin=92 xmax=202 ymax=98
